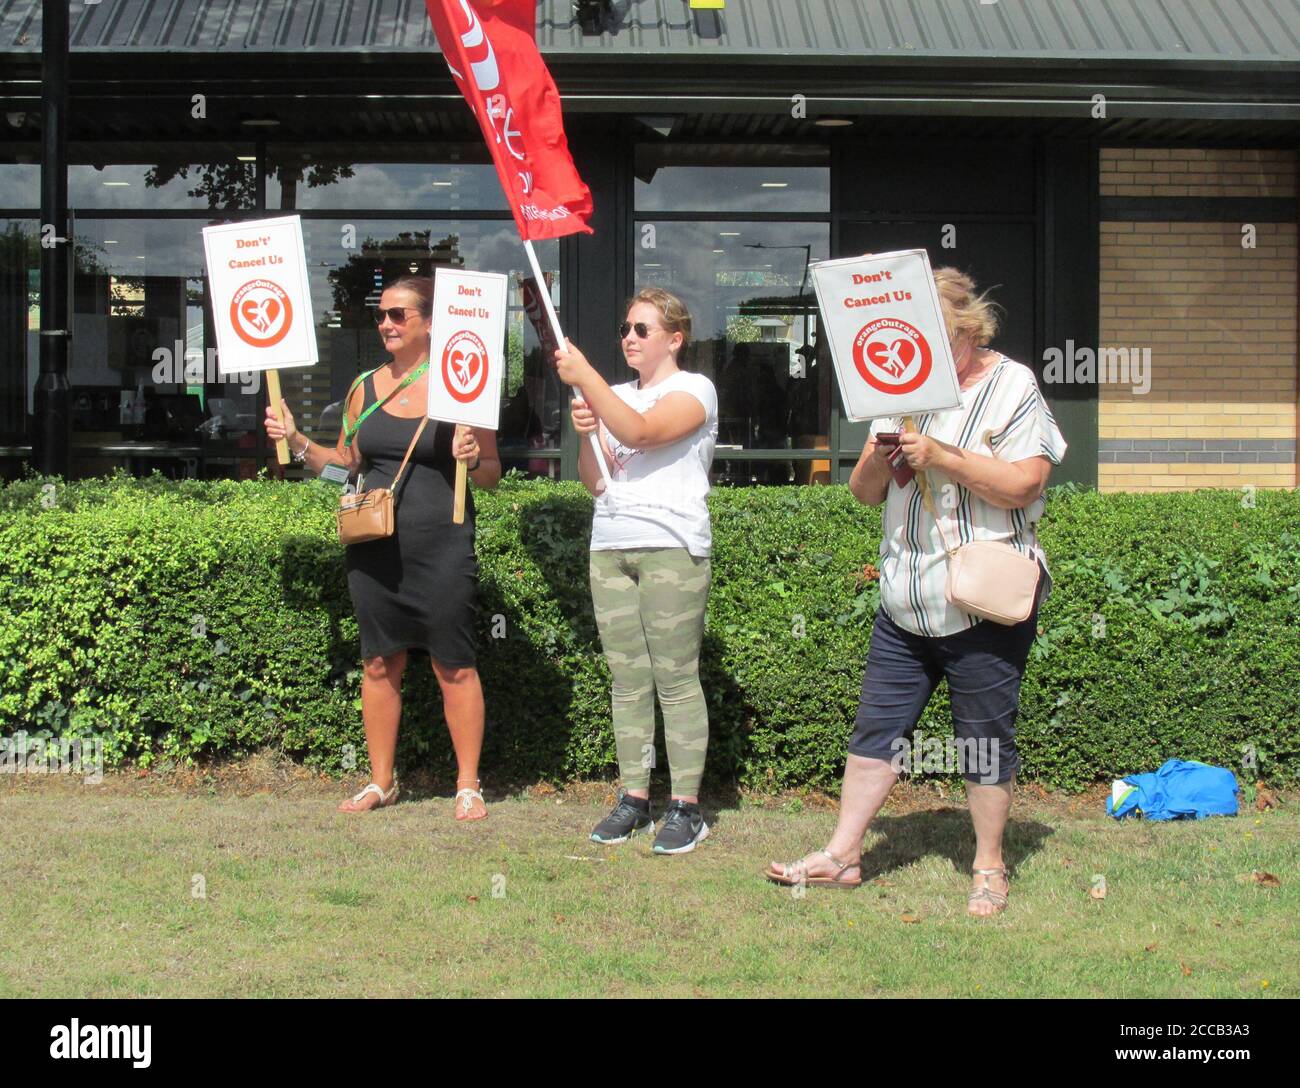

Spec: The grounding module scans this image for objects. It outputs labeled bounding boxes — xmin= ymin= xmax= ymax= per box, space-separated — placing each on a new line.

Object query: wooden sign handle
xmin=265 ymin=369 xmax=290 ymax=465
xmin=901 ymin=414 xmax=936 ymax=515
xmin=453 ymin=459 xmax=468 ymax=524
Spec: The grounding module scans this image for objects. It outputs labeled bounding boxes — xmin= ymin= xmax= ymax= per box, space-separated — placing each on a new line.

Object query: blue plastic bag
xmin=1106 ymin=759 xmax=1239 ymax=820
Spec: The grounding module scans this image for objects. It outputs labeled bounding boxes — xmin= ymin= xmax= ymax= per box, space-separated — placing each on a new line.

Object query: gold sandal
xmin=765 ymin=849 xmax=862 ymax=889
xmin=967 ymin=866 xmax=1009 ymax=915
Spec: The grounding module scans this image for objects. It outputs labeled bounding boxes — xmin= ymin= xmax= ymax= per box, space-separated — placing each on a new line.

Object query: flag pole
xmin=523 ymin=239 xmax=612 ymax=486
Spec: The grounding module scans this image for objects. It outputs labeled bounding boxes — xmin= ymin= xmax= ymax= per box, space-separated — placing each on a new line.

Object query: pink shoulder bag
xmin=935 ymin=522 xmax=1041 ymax=626
xmin=915 ymin=466 xmax=1042 ymax=626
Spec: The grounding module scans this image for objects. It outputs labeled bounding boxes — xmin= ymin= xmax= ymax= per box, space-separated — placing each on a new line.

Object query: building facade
xmin=1 ymin=0 xmax=1297 ymax=489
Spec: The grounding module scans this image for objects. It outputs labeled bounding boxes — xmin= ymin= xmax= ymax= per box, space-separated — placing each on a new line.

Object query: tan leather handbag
xmin=337 ymin=418 xmax=428 ymax=545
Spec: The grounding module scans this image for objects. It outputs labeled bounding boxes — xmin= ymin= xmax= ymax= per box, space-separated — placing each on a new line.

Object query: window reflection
xmin=634 ymin=220 xmax=831 ymax=484
xmin=0 ymin=163 xmax=39 ymax=208
xmin=69 ymin=145 xmax=257 ymax=210
xmin=67 ymin=219 xmax=254 ymax=478
xmin=268 ymin=146 xmax=509 ymax=211
xmin=635 ymin=144 xmax=829 ymax=213
xmin=26 ymin=215 xmax=562 ymax=480
xmin=712 ymin=456 xmax=831 ymax=488
xmin=0 ymin=220 xmax=38 ymax=447
xmin=294 ymin=220 xmax=560 ymax=477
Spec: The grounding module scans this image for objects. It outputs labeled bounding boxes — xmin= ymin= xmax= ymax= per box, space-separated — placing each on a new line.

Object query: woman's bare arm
xmin=926 ymin=440 xmax=1051 ymax=509
xmin=848 ymin=437 xmax=894 ymax=507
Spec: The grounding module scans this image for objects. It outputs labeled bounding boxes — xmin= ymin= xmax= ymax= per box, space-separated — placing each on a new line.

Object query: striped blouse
xmin=868 ymin=356 xmax=1069 ymax=638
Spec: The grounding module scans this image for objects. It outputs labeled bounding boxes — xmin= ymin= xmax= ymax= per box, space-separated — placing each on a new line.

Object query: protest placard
xmin=809 ymin=249 xmax=960 ymax=422
xmin=202 ymin=215 xmax=317 ymax=464
xmin=428 ymin=268 xmax=507 ymax=522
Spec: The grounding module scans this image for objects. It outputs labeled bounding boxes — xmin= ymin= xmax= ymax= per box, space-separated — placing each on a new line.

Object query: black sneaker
xmin=652 ymin=800 xmax=710 ymax=855
xmin=590 ymin=791 xmax=654 ymax=844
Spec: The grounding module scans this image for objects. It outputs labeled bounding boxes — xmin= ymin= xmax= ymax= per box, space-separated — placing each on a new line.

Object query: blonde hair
xmin=627 ymin=287 xmax=692 ymax=354
xmin=932 ymin=267 xmax=1001 ymax=348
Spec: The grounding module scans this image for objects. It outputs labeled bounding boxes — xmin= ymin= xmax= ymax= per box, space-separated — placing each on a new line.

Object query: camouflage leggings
xmin=589 ymin=548 xmax=711 ymax=796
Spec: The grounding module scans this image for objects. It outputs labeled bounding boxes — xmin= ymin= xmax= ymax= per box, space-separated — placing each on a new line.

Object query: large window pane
xmin=634 ymin=220 xmax=830 ymax=483
xmin=61 ymin=217 xmax=560 ymax=479
xmin=68 ymin=219 xmax=246 ymax=477
xmin=0 ymin=219 xmax=38 ymax=446
xmin=70 ymin=144 xmax=257 ymax=211
xmin=72 ymin=219 xmax=210 ymax=386
xmin=635 ymin=144 xmax=829 ymax=213
xmin=0 ymin=161 xmax=39 ymax=208
xmin=290 ymin=219 xmax=560 ymax=476
xmin=268 ymin=145 xmax=509 ymax=211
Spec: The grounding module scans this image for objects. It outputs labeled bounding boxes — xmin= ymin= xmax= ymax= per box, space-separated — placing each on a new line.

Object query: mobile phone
xmin=882 ymin=441 xmax=914 ymax=488
xmin=874 ymin=431 xmax=901 ymax=447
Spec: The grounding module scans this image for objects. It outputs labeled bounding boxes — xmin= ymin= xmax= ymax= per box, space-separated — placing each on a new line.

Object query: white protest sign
xmin=428 ymin=267 xmax=507 ymax=431
xmin=809 ymin=249 xmax=960 ymax=421
xmin=201 ymin=215 xmax=317 ymax=374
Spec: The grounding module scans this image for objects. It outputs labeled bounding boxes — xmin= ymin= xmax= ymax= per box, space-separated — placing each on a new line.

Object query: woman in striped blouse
xmin=768 ymin=267 xmax=1068 ymax=916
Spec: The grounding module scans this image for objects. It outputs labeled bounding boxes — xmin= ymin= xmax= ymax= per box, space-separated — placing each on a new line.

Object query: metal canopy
xmin=1 ymin=0 xmax=1296 ymax=63
xmin=0 ymin=1 xmax=1297 ymax=127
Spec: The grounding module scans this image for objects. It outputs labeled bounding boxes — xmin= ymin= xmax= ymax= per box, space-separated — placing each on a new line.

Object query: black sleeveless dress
xmin=344 ymin=372 xmax=479 ymax=666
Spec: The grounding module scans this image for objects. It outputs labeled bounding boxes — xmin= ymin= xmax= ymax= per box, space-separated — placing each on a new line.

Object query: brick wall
xmin=1097 ymin=149 xmax=1297 ymax=492
xmin=1100 ymin=147 xmax=1295 ymax=199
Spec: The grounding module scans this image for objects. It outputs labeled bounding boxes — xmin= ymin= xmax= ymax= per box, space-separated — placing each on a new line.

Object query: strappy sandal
xmin=454 ymin=781 xmax=487 ymax=822
xmin=339 ymin=780 xmax=399 ymax=813
xmin=765 ymin=849 xmax=862 ymax=889
xmin=967 ymin=865 xmax=1009 ymax=916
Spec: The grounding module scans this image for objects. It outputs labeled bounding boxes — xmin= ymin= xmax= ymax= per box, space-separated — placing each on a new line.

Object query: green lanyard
xmin=342 ymin=359 xmax=430 ymax=448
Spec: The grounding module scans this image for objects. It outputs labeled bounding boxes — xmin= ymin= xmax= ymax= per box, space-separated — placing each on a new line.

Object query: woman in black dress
xmin=264 ymin=275 xmax=500 ymax=819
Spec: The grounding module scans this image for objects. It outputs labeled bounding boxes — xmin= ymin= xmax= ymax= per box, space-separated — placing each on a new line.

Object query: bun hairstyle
xmin=383 ymin=274 xmax=434 ymax=320
xmin=627 ymin=287 xmax=692 ymax=356
xmin=932 ymin=267 xmax=1001 ymax=348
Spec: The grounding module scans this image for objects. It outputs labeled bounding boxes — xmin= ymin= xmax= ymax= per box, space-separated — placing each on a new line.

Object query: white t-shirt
xmin=869 ymin=356 xmax=1068 ymax=637
xmin=589 ymin=370 xmax=719 ymax=558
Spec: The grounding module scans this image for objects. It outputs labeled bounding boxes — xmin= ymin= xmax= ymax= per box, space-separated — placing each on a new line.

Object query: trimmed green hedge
xmin=1 ymin=473 xmax=1297 ymax=790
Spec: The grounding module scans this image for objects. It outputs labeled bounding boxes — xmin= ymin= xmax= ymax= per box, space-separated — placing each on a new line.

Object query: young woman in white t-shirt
xmin=554 ymin=288 xmax=719 ymax=854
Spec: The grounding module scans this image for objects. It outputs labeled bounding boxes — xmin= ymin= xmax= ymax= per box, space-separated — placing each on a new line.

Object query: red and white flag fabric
xmin=424 ymin=0 xmax=594 ymax=240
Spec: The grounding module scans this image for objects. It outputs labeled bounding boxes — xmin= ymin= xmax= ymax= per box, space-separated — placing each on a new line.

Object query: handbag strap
xmin=920 ymin=486 xmax=961 ymax=559
xmin=908 ymin=425 xmax=998 ymax=560
xmin=388 ymin=417 xmax=430 ymax=505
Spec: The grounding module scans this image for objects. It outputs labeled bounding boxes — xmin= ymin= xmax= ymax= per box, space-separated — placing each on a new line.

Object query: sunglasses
xmin=373 ymin=306 xmax=423 ymax=326
xmin=619 ymin=321 xmax=661 ymax=339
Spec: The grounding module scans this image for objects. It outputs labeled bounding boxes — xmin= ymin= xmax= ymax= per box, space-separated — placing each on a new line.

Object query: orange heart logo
xmin=866 ymin=337 xmax=915 ymax=378
xmin=240 ymin=297 xmax=280 ymax=333
xmin=450 ymin=348 xmax=481 ymax=391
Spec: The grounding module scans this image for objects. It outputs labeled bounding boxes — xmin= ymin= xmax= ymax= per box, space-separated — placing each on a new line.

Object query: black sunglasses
xmin=619 ymin=321 xmax=661 ymax=339
xmin=373 ymin=306 xmax=423 ymax=326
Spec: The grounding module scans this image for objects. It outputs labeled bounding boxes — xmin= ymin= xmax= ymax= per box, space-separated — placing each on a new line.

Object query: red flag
xmin=425 ymin=0 xmax=594 ymax=240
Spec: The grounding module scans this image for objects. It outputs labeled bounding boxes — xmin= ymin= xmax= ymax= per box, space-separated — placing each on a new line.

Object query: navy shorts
xmin=848 ymin=562 xmax=1046 ymax=784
